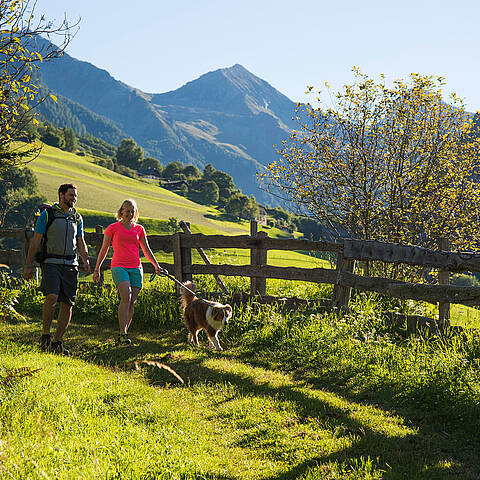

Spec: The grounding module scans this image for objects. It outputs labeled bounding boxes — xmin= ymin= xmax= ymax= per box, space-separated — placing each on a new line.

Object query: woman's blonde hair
xmin=116 ymin=199 xmax=139 ymax=222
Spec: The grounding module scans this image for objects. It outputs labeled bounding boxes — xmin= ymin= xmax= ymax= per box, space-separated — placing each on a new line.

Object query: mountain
xmin=36 ymin=45 xmax=298 ymax=204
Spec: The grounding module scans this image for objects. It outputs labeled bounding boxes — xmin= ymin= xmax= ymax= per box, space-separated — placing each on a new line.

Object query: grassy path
xmin=1 ymin=315 xmax=479 ymax=479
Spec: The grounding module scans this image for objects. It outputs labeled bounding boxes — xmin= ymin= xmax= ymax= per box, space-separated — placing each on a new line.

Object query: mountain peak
xmin=153 ymin=64 xmax=292 ymax=117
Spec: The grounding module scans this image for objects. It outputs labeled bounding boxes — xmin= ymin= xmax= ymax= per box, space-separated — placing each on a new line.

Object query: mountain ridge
xmin=36 ymin=47 xmax=298 ymax=204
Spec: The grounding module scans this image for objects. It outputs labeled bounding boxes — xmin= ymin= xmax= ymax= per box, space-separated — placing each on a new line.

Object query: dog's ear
xmin=224 ymin=304 xmax=232 ymax=318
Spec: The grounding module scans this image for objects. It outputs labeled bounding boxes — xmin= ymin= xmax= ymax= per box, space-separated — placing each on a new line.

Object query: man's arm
xmin=76 ymin=236 xmax=91 ymax=274
xmin=24 ymin=232 xmax=43 ymax=280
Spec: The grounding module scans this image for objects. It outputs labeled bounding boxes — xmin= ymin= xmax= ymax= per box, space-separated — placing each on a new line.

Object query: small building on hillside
xmin=138 ymin=168 xmax=162 ymax=181
xmin=255 ymin=206 xmax=267 ymax=226
xmin=160 ymin=179 xmax=188 ymax=191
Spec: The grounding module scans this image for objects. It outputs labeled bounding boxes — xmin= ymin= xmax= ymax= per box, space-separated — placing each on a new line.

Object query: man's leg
xmin=42 ymin=294 xmax=58 ymax=335
xmin=54 ymin=302 xmax=73 ymax=342
xmin=41 ymin=293 xmax=58 ymax=350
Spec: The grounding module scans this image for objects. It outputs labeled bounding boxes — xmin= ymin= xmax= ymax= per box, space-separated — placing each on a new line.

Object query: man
xmin=24 ymin=184 xmax=90 ymax=354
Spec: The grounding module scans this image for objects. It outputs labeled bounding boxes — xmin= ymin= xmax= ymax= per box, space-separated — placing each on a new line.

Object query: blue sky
xmin=37 ymin=0 xmax=480 ymax=112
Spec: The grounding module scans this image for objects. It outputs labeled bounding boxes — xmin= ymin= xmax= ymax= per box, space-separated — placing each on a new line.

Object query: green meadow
xmin=29 ymin=145 xmax=251 ymax=235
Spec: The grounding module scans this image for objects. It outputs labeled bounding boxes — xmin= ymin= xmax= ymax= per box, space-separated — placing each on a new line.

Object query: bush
xmin=451 ymin=273 xmax=480 ymax=287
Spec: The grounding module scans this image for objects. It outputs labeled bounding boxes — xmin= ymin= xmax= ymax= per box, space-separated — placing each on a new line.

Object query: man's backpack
xmin=31 ymin=204 xmax=80 ymax=264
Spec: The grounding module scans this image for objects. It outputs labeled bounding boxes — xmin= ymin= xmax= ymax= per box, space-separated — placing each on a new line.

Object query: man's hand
xmin=23 ymin=265 xmax=35 ymax=280
xmin=83 ymin=258 xmax=91 ymax=275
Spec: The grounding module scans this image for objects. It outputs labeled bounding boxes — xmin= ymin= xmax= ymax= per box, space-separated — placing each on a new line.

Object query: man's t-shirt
xmin=35 ymin=207 xmax=84 ymax=237
xmin=104 ymin=222 xmax=146 ymax=268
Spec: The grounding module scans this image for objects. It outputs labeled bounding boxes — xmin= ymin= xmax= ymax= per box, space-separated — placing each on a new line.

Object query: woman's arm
xmin=139 ymin=236 xmax=161 ymax=273
xmin=93 ymin=234 xmax=112 ymax=283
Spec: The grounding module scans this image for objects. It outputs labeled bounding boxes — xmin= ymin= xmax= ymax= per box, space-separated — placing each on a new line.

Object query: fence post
xmin=179 ymin=220 xmax=228 ymax=294
xmin=23 ymin=227 xmax=38 ymax=283
xmin=95 ymin=225 xmax=104 ymax=284
xmin=250 ymin=220 xmax=268 ymax=297
xmin=172 ymin=232 xmax=184 ymax=293
xmin=332 ymin=251 xmax=355 ymax=310
xmin=182 ymin=222 xmax=192 ymax=282
xmin=255 ymin=232 xmax=267 ymax=297
xmin=438 ymin=237 xmax=450 ymax=326
xmin=250 ymin=220 xmax=258 ymax=295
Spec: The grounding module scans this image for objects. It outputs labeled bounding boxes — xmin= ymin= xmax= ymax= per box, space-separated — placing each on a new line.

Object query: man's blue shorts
xmin=111 ymin=267 xmax=143 ymax=289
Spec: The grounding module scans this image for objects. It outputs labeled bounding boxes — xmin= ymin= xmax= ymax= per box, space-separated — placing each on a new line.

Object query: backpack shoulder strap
xmin=44 ymin=206 xmax=56 ymax=235
xmin=72 ymin=208 xmax=81 ymax=224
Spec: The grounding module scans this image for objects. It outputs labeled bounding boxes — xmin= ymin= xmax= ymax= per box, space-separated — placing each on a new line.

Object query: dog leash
xmin=149 ymin=270 xmax=209 ymax=303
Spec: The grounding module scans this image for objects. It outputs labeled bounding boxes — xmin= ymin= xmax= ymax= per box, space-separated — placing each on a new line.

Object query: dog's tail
xmin=180 ymin=281 xmax=197 ymax=308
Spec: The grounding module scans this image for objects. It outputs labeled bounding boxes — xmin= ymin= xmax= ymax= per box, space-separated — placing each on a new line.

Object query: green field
xmin=30 ymin=145 xmax=252 ymax=235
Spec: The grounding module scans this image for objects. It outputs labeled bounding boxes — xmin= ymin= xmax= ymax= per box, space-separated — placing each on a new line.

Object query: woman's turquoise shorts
xmin=111 ymin=267 xmax=143 ymax=289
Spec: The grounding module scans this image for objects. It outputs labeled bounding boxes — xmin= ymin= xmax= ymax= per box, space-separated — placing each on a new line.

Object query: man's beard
xmin=66 ymin=199 xmax=75 ymax=208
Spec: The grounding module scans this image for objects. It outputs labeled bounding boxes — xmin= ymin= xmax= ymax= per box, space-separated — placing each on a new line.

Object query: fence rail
xmin=2 ymin=222 xmax=480 ymax=329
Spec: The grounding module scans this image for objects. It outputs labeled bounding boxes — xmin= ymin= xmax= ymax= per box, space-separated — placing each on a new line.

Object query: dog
xmin=180 ymin=281 xmax=232 ymax=351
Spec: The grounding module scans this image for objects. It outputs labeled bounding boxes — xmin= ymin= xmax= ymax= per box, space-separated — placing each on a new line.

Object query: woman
xmin=93 ymin=199 xmax=162 ymax=344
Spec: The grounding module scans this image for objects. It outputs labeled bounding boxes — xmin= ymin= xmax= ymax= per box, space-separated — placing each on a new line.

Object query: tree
xmin=40 ymin=124 xmax=64 ymax=149
xmin=183 ymin=165 xmax=201 ymax=179
xmin=203 ymin=163 xmax=215 ymax=180
xmin=63 ymin=127 xmax=77 ymax=152
xmin=225 ymin=193 xmax=258 ymax=220
xmin=0 ymin=0 xmax=75 ymax=172
xmin=115 ymin=164 xmax=137 ymax=178
xmin=210 ymin=170 xmax=236 ymax=204
xmin=141 ymin=156 xmax=163 ymax=175
xmin=115 ymin=138 xmax=143 ymax=170
xmin=0 ymin=165 xmax=45 ymax=227
xmin=163 ymin=161 xmax=183 ymax=179
xmin=265 ymin=70 xmax=480 ymax=251
xmin=200 ymin=180 xmax=219 ymax=205
xmin=95 ymin=157 xmax=115 ymax=170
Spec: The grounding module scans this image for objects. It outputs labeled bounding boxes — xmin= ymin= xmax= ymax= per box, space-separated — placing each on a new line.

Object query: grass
xmin=450 ymin=304 xmax=480 ymax=328
xmin=2 ymin=278 xmax=480 ymax=478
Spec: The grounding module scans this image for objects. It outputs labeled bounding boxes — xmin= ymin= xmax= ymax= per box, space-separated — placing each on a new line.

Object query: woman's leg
xmin=126 ymin=286 xmax=140 ymax=331
xmin=117 ymin=281 xmax=131 ymax=334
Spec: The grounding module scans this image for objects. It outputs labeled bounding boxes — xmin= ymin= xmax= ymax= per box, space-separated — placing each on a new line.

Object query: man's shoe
xmin=49 ymin=340 xmax=70 ymax=356
xmin=40 ymin=334 xmax=51 ymax=352
xmin=116 ymin=334 xmax=132 ymax=345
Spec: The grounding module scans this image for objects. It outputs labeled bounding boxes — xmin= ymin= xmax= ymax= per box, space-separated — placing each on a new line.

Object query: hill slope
xmin=29 ymin=145 xmax=248 ymax=235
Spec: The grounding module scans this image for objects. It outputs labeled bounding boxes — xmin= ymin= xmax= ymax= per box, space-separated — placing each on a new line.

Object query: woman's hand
xmin=93 ymin=269 xmax=101 ymax=283
xmin=155 ymin=265 xmax=168 ymax=276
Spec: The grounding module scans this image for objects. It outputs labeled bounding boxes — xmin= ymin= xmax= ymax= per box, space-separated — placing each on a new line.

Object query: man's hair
xmin=58 ymin=183 xmax=77 ymax=199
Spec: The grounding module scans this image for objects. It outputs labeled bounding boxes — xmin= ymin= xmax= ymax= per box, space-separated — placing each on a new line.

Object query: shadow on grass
xmin=4 ymin=318 xmax=480 ymax=480
xmin=204 ymin=212 xmax=240 ymax=223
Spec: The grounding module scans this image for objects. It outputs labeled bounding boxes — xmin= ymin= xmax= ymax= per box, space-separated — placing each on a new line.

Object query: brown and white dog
xmin=180 ymin=281 xmax=232 ymax=351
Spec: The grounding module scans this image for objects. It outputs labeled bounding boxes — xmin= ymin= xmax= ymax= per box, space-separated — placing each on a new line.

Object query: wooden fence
xmin=2 ymin=220 xmax=480 ymax=331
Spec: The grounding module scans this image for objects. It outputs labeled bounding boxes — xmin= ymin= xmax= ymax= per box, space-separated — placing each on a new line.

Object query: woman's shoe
xmin=116 ymin=334 xmax=132 ymax=345
xmin=49 ymin=340 xmax=70 ymax=355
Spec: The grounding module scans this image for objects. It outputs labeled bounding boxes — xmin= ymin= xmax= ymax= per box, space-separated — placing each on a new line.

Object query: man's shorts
xmin=40 ymin=264 xmax=78 ymax=306
xmin=111 ymin=267 xmax=143 ymax=289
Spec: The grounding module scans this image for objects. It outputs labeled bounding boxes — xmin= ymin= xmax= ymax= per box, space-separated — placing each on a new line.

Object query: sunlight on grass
xmin=450 ymin=304 xmax=480 ymax=328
